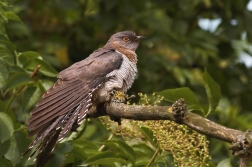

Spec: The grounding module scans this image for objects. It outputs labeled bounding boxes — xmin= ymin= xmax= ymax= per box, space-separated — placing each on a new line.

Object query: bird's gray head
xmin=105 ymin=31 xmax=145 ymax=51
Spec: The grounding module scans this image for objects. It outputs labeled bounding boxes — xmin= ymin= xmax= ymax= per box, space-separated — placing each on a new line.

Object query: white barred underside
xmin=96 ymin=50 xmax=137 ymax=101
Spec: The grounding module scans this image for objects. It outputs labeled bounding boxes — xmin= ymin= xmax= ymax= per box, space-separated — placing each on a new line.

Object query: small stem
xmin=5 ymin=85 xmax=27 ymax=113
xmin=98 ymin=125 xmax=121 ymax=151
xmin=5 ymin=93 xmax=16 ymax=112
xmin=146 ymin=145 xmax=160 ymax=167
xmin=30 ymin=65 xmax=41 ymax=78
xmin=98 ymin=133 xmax=114 ymax=151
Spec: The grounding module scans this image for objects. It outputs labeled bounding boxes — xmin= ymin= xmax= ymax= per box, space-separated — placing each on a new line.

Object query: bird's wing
xmin=24 ymin=48 xmax=122 ymax=157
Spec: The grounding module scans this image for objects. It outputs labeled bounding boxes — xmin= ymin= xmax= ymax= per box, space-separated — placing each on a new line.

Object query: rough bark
xmin=87 ymin=102 xmax=244 ymax=143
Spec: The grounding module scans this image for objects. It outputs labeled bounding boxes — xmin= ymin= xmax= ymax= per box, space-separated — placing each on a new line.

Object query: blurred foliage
xmin=1 ymin=0 xmax=252 ymax=166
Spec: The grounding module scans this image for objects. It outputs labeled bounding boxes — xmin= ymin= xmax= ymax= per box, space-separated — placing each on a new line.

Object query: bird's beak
xmin=136 ymin=36 xmax=146 ymax=40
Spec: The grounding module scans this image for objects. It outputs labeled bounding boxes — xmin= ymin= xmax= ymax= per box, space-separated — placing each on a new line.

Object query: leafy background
xmin=1 ymin=0 xmax=252 ymax=166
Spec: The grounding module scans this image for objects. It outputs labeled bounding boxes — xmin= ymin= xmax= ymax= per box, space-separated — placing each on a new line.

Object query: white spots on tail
xmin=76 ymin=83 xmax=103 ymax=125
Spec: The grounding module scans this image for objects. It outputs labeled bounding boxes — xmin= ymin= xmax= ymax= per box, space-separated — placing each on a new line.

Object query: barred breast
xmin=94 ymin=50 xmax=137 ymax=103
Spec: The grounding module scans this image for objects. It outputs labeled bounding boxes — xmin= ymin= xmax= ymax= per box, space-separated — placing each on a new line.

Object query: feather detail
xmin=23 ymin=48 xmax=124 ymax=159
xmin=27 ymin=83 xmax=91 ymax=130
xmin=58 ymin=108 xmax=78 ymax=141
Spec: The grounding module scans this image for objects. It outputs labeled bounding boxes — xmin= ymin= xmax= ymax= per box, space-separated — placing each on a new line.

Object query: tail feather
xmin=27 ymin=88 xmax=90 ymax=131
xmin=58 ymin=109 xmax=79 ymax=141
xmin=22 ymin=116 xmax=63 ymax=158
xmin=77 ymin=83 xmax=103 ymax=124
xmin=22 ymin=97 xmax=93 ymax=160
xmin=23 ymin=79 xmax=105 ymax=162
xmin=35 ymin=130 xmax=61 ymax=167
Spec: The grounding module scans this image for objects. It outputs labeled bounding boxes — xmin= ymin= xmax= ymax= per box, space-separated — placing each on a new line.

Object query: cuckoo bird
xmin=23 ymin=31 xmax=145 ymax=160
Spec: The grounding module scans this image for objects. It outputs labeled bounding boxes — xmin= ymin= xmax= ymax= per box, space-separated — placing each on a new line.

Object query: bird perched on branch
xmin=22 ymin=31 xmax=145 ymax=162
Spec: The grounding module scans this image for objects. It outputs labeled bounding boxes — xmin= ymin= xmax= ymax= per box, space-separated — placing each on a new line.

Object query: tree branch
xmin=87 ymin=102 xmax=243 ymax=143
xmin=87 ymin=100 xmax=252 ymax=167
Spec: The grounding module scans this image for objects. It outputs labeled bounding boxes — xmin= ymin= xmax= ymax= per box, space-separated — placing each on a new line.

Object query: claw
xmin=125 ymin=95 xmax=135 ymax=101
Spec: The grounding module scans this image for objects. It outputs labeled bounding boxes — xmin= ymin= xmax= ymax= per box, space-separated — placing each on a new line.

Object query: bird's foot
xmin=105 ymin=91 xmax=135 ymax=125
xmin=106 ymin=90 xmax=135 ymax=104
xmin=172 ymin=98 xmax=188 ymax=120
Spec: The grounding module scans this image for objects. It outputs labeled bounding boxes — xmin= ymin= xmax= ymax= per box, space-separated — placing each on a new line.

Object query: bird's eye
xmin=123 ymin=37 xmax=130 ymax=42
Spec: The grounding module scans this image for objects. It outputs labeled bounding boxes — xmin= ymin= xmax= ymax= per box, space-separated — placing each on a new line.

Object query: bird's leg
xmin=110 ymin=91 xmax=127 ymax=103
xmin=105 ymin=90 xmax=135 ymax=125
xmin=106 ymin=90 xmax=135 ymax=103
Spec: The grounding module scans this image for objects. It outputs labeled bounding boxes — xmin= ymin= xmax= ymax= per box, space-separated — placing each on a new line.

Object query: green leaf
xmin=72 ymin=138 xmax=98 ymax=150
xmin=83 ymin=151 xmax=127 ymax=166
xmin=45 ymin=154 xmax=66 ymax=167
xmin=2 ymin=129 xmax=31 ymax=166
xmin=205 ymin=161 xmax=217 ymax=167
xmin=68 ymin=146 xmax=88 ymax=160
xmin=203 ymin=69 xmax=221 ymax=116
xmin=86 ymin=158 xmax=128 ymax=166
xmin=0 ymin=38 xmax=15 ymax=53
xmin=0 ymin=6 xmax=7 ymax=21
xmin=23 ymin=59 xmax=58 ymax=77
xmin=132 ymin=144 xmax=156 ymax=166
xmin=0 ymin=34 xmax=10 ymax=41
xmin=0 ymin=0 xmax=9 ymax=7
xmin=12 ymin=129 xmax=35 ymax=166
xmin=36 ymin=80 xmax=54 ymax=92
xmin=22 ymin=86 xmax=41 ymax=112
xmin=0 ymin=47 xmax=14 ymax=65
xmin=154 ymin=153 xmax=175 ymax=167
xmin=103 ymin=140 xmax=135 ymax=165
xmin=3 ymin=136 xmax=20 ymax=165
xmin=135 ymin=157 xmax=150 ymax=166
xmin=187 ymin=104 xmax=206 ymax=115
xmin=156 ymin=87 xmax=199 ymax=105
xmin=44 ymin=142 xmax=72 ymax=167
xmin=4 ymin=73 xmax=31 ymax=92
xmin=0 ymin=63 xmax=8 ymax=89
xmin=4 ymin=12 xmax=22 ymax=22
xmin=13 ymin=130 xmax=31 ymax=156
xmin=18 ymin=51 xmax=42 ymax=66
xmin=138 ymin=127 xmax=158 ymax=147
xmin=0 ymin=157 xmax=14 ymax=167
xmin=217 ymin=158 xmax=231 ymax=167
xmin=132 ymin=143 xmax=154 ymax=156
xmin=0 ymin=112 xmax=14 ymax=143
xmin=8 ymin=65 xmax=26 ymax=74
xmin=0 ymin=135 xmax=11 ymax=155
xmin=134 ymin=153 xmax=152 ymax=166
xmin=54 ymin=142 xmax=73 ymax=154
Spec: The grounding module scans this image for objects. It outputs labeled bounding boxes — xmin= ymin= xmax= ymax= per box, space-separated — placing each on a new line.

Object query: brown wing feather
xmin=24 ymin=48 xmax=123 ymax=158
xmin=28 ymin=80 xmax=93 ymax=131
xmin=36 ymin=80 xmax=80 ymax=107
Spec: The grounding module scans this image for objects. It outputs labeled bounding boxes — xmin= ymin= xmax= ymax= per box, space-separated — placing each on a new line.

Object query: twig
xmin=98 ymin=133 xmax=114 ymax=151
xmin=146 ymin=145 xmax=160 ymax=167
xmin=30 ymin=65 xmax=41 ymax=78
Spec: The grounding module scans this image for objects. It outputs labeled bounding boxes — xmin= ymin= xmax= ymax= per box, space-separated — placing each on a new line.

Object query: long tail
xmin=22 ymin=77 xmax=103 ymax=165
xmin=22 ymin=99 xmax=93 ymax=163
